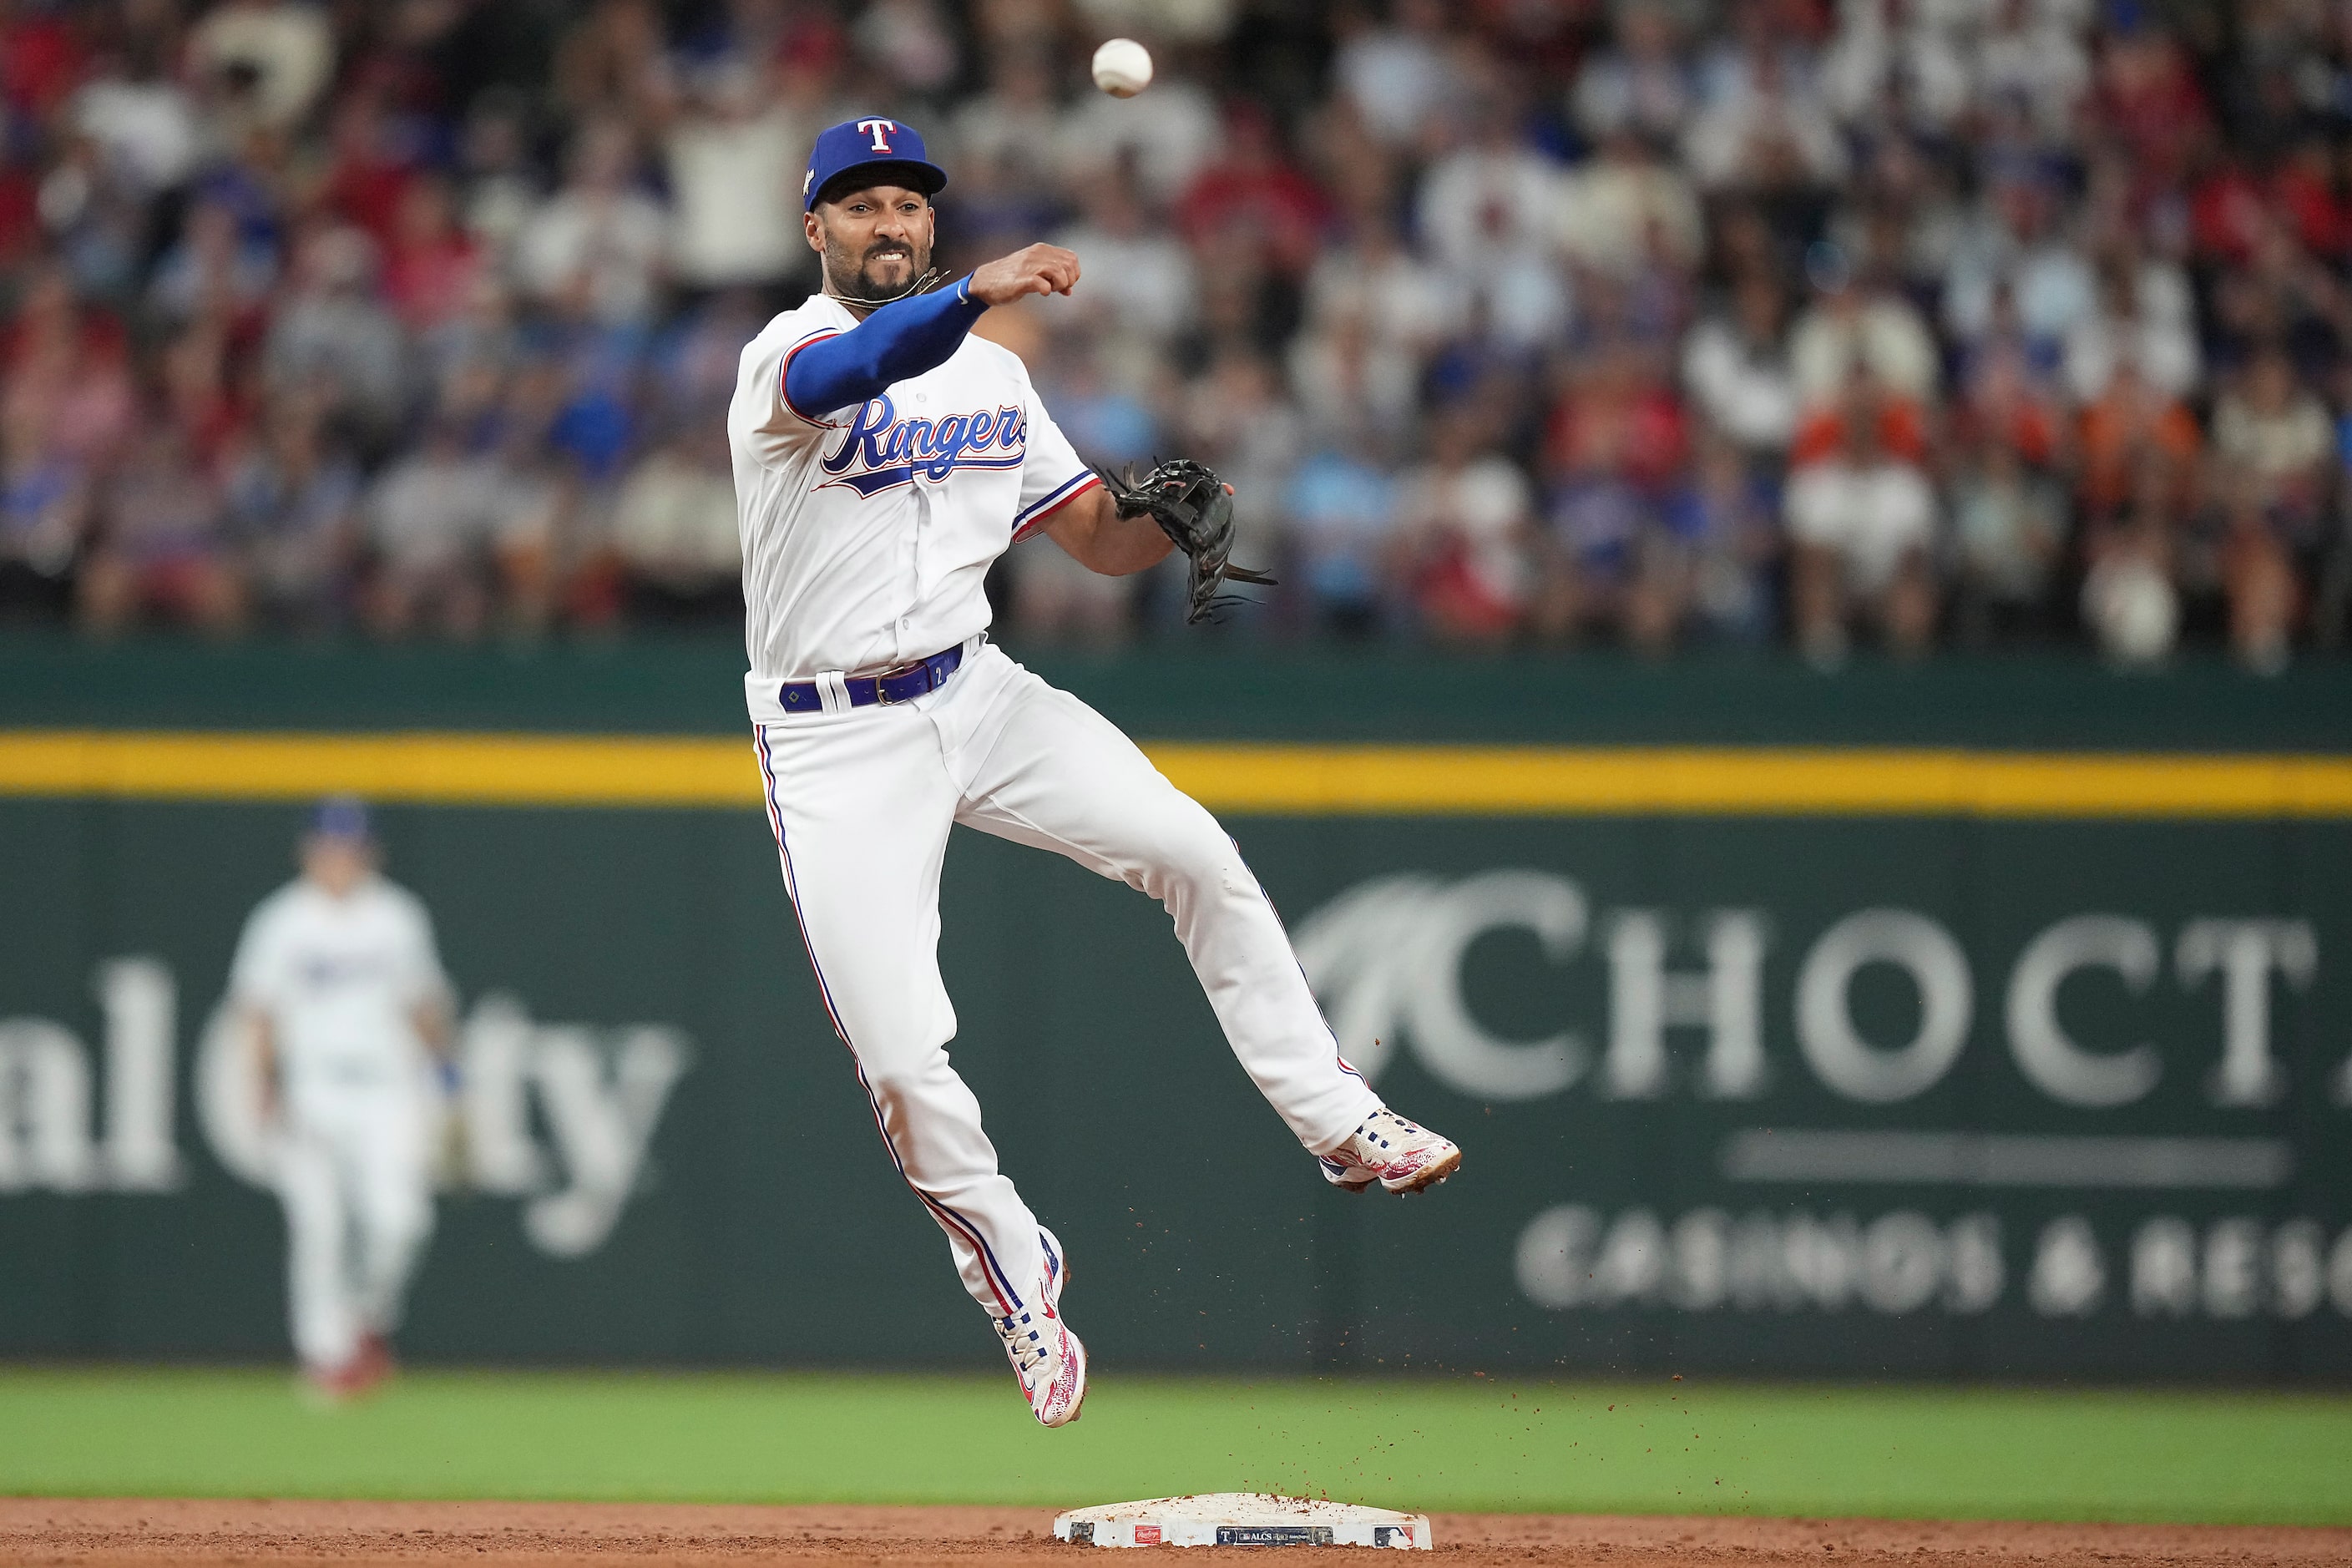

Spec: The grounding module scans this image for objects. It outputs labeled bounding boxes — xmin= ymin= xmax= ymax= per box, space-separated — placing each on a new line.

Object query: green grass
xmin=0 ymin=1367 xmax=2345 ymax=1525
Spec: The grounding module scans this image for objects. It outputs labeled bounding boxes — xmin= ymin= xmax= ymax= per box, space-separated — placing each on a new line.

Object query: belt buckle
xmin=870 ymin=658 xmax=923 ymax=705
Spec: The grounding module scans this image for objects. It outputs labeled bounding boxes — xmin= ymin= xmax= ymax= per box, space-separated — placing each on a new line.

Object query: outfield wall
xmin=3 ymin=640 xmax=2349 ymax=1379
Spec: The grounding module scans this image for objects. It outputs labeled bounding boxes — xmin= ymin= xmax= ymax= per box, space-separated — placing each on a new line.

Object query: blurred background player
xmin=230 ymin=797 xmax=453 ymax=1400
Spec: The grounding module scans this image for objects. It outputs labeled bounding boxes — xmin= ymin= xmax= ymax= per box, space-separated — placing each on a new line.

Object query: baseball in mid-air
xmin=1091 ymin=38 xmax=1153 ymax=97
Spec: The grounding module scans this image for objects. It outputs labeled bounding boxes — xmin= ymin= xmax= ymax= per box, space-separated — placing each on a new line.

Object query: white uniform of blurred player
xmin=731 ymin=119 xmax=1463 ymax=1429
xmin=231 ymin=797 xmax=453 ymax=1398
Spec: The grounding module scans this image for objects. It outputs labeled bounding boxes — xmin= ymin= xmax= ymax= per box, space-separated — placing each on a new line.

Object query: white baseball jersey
xmin=230 ymin=875 xmax=450 ymax=1100
xmin=728 ymin=292 xmax=1097 ymax=716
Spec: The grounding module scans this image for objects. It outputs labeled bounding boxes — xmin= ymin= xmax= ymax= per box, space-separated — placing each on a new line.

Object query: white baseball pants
xmin=275 ymin=1081 xmax=434 ymax=1373
xmin=752 ymin=640 xmax=1380 ymax=1320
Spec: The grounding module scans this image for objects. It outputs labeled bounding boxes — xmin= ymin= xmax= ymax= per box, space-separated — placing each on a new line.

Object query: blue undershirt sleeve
xmin=781 ymin=277 xmax=993 ymax=421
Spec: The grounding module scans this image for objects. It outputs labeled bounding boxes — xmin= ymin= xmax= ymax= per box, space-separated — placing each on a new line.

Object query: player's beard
xmin=822 ymin=235 xmax=933 ymax=307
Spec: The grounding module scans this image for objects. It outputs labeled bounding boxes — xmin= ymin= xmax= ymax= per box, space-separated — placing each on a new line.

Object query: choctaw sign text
xmin=1294 ymin=872 xmax=2349 ymax=1345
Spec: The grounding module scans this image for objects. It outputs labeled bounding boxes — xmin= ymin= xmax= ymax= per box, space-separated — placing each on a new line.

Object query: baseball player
xmin=231 ymin=797 xmax=453 ymax=1400
xmin=732 ymin=119 xmax=1462 ymax=1428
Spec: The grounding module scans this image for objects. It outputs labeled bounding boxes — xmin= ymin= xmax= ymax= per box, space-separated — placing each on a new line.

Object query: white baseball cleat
xmin=995 ymin=1226 xmax=1086 ymax=1427
xmin=1318 ymin=1107 xmax=1463 ymax=1195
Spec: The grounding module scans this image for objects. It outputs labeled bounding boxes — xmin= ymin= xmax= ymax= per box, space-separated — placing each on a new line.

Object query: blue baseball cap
xmin=309 ymin=795 xmax=372 ymax=842
xmin=802 ymin=117 xmax=947 ymax=211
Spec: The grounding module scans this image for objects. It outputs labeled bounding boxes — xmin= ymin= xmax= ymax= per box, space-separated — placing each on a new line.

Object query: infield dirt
xmin=1 ymin=1500 xmax=2344 ymax=1566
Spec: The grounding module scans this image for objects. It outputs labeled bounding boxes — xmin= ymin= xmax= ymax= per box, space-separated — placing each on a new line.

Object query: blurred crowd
xmin=5 ymin=0 xmax=2352 ymax=668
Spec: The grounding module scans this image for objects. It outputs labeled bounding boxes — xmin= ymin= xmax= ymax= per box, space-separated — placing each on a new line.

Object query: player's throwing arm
xmin=728 ymin=114 xmax=1461 ymax=1429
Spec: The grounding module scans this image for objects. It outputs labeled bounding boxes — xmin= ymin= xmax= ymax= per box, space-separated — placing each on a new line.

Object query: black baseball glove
xmin=1101 ymin=458 xmax=1277 ymax=625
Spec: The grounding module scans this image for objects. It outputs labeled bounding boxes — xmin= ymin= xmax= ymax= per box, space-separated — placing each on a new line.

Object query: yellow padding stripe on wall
xmin=3 ymin=731 xmax=2351 ymax=817
xmin=0 ymin=731 xmax=753 ymax=807
xmin=1145 ymin=744 xmax=2352 ymax=817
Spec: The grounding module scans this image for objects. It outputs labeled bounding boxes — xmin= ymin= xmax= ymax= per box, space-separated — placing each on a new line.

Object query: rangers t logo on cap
xmin=802 ymin=116 xmax=948 ymax=210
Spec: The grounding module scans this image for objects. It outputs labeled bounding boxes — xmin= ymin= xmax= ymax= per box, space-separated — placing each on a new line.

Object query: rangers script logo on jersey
xmin=817 ymin=393 xmax=1029 ymax=497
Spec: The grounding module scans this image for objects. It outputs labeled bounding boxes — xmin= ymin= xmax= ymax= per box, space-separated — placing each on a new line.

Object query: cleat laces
xmin=995 ymin=1308 xmax=1050 ymax=1380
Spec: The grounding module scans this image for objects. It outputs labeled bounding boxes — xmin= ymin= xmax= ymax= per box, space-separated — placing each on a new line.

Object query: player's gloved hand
xmin=969 ymin=243 xmax=1080 ymax=305
xmin=1101 ymin=458 xmax=1277 ymax=625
